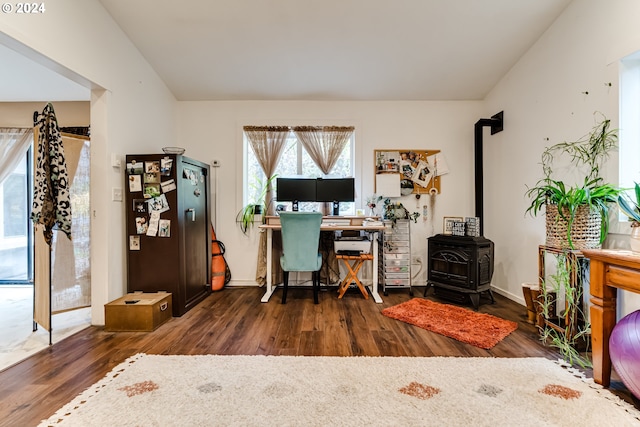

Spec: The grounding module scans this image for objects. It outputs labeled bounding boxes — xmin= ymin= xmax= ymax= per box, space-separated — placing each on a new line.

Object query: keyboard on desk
xmin=322 ymin=219 xmax=352 ymax=226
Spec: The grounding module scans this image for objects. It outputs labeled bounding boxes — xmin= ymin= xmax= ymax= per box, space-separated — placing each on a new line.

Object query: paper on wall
xmin=427 ymin=152 xmax=450 ymax=176
xmin=375 ymin=173 xmax=401 ymax=197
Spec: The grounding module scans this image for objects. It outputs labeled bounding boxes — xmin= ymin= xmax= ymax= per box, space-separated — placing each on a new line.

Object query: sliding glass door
xmin=0 ymin=149 xmax=32 ymax=284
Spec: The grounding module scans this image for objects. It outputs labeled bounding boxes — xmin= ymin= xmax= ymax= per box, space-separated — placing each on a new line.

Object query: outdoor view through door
xmin=0 ymin=129 xmax=91 ymax=313
xmin=0 ymin=150 xmax=31 ymax=283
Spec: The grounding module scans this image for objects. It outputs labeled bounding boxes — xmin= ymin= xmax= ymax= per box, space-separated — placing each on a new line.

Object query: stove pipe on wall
xmin=474 ymin=111 xmax=504 ymax=236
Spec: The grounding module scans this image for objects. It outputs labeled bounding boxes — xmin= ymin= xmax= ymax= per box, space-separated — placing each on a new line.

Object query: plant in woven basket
xmin=525 ymin=115 xmax=622 ymax=249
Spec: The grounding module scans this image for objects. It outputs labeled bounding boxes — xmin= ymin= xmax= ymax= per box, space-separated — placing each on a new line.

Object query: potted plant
xmin=380 ymin=197 xmax=420 ymax=223
xmin=525 ymin=116 xmax=622 ymax=249
xmin=617 ymin=182 xmax=640 ymax=252
xmin=236 ymin=175 xmax=277 ymax=235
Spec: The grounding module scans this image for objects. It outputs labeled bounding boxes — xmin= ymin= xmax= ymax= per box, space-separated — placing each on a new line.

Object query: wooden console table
xmin=581 ymin=249 xmax=640 ymax=387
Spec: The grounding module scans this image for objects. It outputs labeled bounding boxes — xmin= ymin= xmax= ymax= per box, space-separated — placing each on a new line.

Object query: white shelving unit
xmin=378 ymin=219 xmax=412 ymax=296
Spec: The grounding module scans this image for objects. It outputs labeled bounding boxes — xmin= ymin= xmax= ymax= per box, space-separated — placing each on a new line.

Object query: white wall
xmin=0 ymin=102 xmax=90 ymax=127
xmin=177 ymin=101 xmax=483 ymax=287
xmin=0 ymin=0 xmax=178 ymax=324
xmin=484 ymin=0 xmax=640 ymax=316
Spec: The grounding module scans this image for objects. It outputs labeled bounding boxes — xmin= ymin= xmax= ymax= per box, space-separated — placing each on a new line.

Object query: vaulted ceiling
xmin=1 ymin=0 xmax=573 ymax=102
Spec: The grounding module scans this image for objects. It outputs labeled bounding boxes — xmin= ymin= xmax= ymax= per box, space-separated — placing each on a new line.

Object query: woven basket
xmin=545 ymin=204 xmax=602 ymax=250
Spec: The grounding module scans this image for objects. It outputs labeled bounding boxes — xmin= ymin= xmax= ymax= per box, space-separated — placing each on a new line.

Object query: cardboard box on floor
xmin=105 ymin=292 xmax=172 ymax=332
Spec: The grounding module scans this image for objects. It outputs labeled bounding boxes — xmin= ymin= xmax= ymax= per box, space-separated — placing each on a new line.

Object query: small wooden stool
xmin=336 ymin=253 xmax=374 ymax=299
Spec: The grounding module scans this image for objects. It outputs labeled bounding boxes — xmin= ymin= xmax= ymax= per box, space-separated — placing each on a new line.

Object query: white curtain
xmin=0 ymin=128 xmax=33 ymax=185
xmin=292 ymin=126 xmax=354 ymax=175
xmin=243 ymin=126 xmax=290 ymax=215
xmin=243 ymin=126 xmax=290 ymax=286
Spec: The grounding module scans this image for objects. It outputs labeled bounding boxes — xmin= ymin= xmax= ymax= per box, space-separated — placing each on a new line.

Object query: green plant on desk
xmin=380 ymin=198 xmax=420 ymax=223
xmin=538 ymin=251 xmax=591 ymax=368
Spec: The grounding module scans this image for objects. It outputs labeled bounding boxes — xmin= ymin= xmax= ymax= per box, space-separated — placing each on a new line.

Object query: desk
xmin=259 ymin=217 xmax=385 ymax=303
xmin=581 ymin=249 xmax=640 ymax=387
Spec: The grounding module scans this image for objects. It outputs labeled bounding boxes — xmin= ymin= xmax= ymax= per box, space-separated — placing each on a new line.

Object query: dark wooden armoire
xmin=125 ymin=154 xmax=211 ymax=316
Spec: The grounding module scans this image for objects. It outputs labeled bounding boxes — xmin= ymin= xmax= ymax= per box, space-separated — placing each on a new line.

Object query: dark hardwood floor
xmin=0 ymin=286 xmax=637 ymax=426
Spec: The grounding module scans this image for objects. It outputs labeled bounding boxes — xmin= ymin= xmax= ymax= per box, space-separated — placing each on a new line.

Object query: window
xmin=619 ymin=52 xmax=640 ymax=224
xmin=245 ymin=130 xmax=355 ymax=214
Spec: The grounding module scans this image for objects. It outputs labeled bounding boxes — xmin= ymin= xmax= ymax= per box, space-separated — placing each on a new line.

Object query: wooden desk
xmin=581 ymin=249 xmax=640 ymax=387
xmin=259 ymin=217 xmax=385 ymax=303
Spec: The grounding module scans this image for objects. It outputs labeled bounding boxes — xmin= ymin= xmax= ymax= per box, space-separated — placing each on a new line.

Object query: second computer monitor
xmin=316 ymin=178 xmax=355 ymax=215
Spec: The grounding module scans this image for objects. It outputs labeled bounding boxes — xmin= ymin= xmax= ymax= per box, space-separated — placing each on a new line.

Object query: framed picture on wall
xmin=443 ymin=216 xmax=463 ymax=235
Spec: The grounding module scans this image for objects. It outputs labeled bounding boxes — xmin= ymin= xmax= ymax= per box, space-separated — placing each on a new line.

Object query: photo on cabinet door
xmin=145 ymin=160 xmax=160 ymax=173
xmin=144 ymin=183 xmax=161 ymax=198
xmin=146 ymin=211 xmax=160 ymax=237
xmin=158 ymin=219 xmax=171 ymax=237
xmin=135 ymin=217 xmax=148 ymax=234
xmin=144 ymin=171 xmax=160 ymax=184
xmin=161 ymin=157 xmax=173 ymax=176
xmin=148 ymin=194 xmax=169 ymax=213
xmin=129 ymin=235 xmax=141 ymax=250
xmin=129 ymin=174 xmax=142 ymax=192
xmin=161 ymin=179 xmax=176 ymax=193
xmin=127 ymin=160 xmax=143 ymax=175
xmin=133 ymin=199 xmax=147 ymax=213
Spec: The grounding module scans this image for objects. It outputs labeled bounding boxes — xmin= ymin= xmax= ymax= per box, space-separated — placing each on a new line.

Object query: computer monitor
xmin=276 ymin=177 xmax=317 ymax=211
xmin=316 ymin=178 xmax=355 ymax=215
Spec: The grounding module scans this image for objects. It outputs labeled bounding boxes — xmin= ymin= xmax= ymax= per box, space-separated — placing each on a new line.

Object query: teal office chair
xmin=279 ymin=212 xmax=323 ymax=304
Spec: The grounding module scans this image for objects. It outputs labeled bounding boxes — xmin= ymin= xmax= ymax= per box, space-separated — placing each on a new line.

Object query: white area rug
xmin=40 ymin=354 xmax=640 ymax=427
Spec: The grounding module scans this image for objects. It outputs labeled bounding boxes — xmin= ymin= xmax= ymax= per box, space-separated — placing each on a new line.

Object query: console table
xmin=581 ymin=249 xmax=640 ymax=387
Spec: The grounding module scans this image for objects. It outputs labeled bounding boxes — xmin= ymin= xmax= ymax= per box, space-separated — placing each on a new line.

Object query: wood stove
xmin=424 ymin=234 xmax=495 ymax=309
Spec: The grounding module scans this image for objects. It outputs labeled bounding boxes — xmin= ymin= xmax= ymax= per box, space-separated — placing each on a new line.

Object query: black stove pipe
xmin=474 ymin=111 xmax=503 ymax=236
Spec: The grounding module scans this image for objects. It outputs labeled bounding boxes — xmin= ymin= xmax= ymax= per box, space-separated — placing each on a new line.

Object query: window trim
xmin=617 ymin=53 xmax=640 ymax=234
xmin=238 ymin=122 xmax=361 ymax=214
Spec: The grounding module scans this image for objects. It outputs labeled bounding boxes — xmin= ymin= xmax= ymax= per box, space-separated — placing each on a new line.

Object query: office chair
xmin=279 ymin=212 xmax=323 ymax=304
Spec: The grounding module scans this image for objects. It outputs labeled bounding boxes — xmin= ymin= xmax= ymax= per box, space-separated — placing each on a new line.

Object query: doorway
xmin=0 ymin=125 xmax=92 ymax=371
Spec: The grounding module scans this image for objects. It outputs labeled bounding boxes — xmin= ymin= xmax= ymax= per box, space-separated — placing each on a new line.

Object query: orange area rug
xmin=382 ymin=298 xmax=518 ymax=349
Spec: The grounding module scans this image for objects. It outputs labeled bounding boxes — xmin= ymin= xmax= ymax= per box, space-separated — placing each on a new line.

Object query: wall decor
xmin=443 ymin=216 xmax=463 ymax=235
xmin=374 ymin=149 xmax=447 ymax=195
xmin=465 ymin=217 xmax=481 ymax=237
xmin=451 ymin=220 xmax=466 ymax=236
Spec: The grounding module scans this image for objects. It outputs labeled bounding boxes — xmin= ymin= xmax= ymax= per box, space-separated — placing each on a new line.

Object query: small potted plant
xmin=617 ymin=182 xmax=640 ymax=252
xmin=380 ymin=198 xmax=420 ymax=223
xmin=236 ymin=175 xmax=277 ymax=235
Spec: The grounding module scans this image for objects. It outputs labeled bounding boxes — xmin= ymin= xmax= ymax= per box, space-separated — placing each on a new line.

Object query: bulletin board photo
xmin=374 ymin=149 xmax=448 ymax=196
